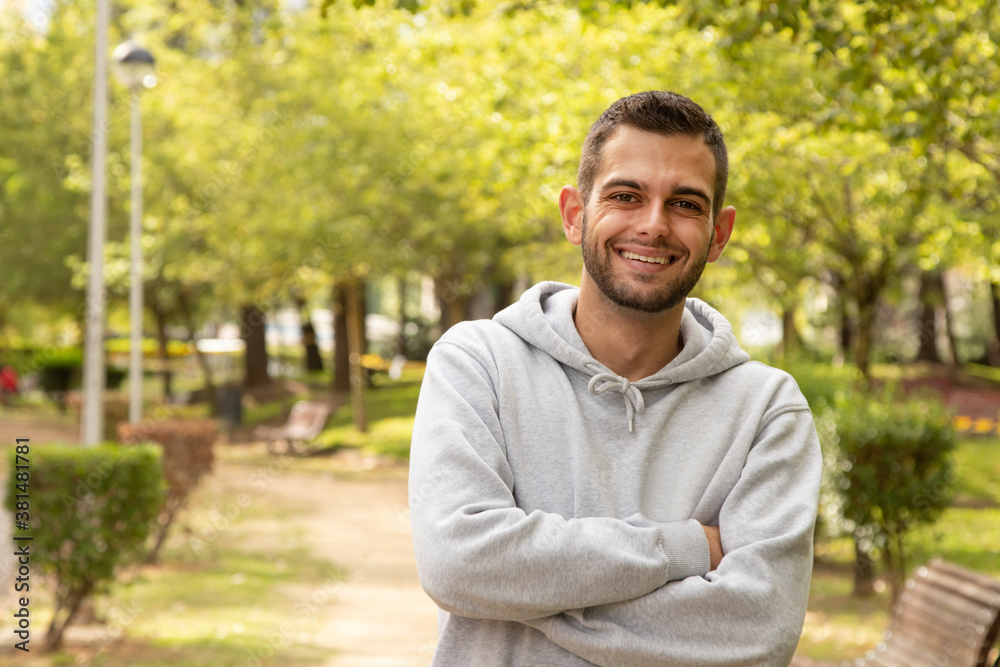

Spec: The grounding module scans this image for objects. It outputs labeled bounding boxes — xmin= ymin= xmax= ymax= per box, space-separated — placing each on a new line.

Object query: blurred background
xmin=1 ymin=0 xmax=999 ymax=665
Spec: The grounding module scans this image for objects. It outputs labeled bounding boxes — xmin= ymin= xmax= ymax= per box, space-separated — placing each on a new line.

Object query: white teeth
xmin=620 ymin=250 xmax=671 ymax=265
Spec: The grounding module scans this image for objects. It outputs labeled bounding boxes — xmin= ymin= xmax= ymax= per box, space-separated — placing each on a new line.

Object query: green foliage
xmin=949 ymin=436 xmax=1000 ymax=506
xmin=5 ymin=442 xmax=164 ymax=649
xmin=782 ymin=362 xmax=859 ymax=411
xmin=825 ymin=389 xmax=956 ymax=597
xmin=32 ymin=347 xmax=82 ymax=393
xmin=314 ymin=375 xmax=422 ymax=457
xmin=4 ymin=0 xmax=999 ymax=369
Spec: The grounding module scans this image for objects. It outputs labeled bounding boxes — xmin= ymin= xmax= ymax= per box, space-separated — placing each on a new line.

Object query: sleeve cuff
xmin=657 ymin=518 xmax=711 ymax=582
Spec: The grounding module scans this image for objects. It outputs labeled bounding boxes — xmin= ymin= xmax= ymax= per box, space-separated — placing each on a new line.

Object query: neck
xmin=573 ymin=281 xmax=685 ymax=382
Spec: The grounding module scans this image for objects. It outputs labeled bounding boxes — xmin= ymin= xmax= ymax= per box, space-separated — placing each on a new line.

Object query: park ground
xmin=0 ymin=368 xmax=998 ymax=666
xmin=0 ymin=408 xmax=439 ymax=666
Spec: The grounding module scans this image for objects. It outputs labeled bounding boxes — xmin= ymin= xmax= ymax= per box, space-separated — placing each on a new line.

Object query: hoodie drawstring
xmin=586 ymin=367 xmax=646 ymax=433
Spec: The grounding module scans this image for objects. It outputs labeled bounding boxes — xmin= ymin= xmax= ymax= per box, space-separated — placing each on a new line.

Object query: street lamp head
xmin=112 ymin=41 xmax=156 ymax=89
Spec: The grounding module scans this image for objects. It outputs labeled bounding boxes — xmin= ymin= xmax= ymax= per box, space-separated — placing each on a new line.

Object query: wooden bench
xmin=793 ymin=559 xmax=1000 ymax=667
xmin=253 ymin=401 xmax=331 ymax=454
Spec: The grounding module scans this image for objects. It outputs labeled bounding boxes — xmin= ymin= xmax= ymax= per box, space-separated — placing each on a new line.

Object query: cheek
xmin=671 ymin=219 xmax=710 ymax=244
xmin=595 ymin=213 xmax=636 ymax=241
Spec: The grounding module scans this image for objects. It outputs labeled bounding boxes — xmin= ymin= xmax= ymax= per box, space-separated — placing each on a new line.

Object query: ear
xmin=560 ymin=185 xmax=585 ymax=246
xmin=707 ymin=205 xmax=736 ymax=263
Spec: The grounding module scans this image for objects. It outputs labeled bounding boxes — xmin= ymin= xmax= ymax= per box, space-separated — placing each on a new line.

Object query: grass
xmin=242 ymin=396 xmax=300 ymax=427
xmin=796 ymin=562 xmax=891 ymax=660
xmin=4 ymin=364 xmax=998 ymax=663
xmin=0 ymin=446 xmax=345 ymax=667
xmin=325 ymin=364 xmax=999 ymax=661
xmin=967 ymin=362 xmax=1000 ymax=385
xmin=797 ymin=435 xmax=1000 ymax=661
xmin=304 ymin=363 xmax=1000 ymax=660
xmin=312 ymin=369 xmax=423 ymax=459
xmin=951 ymin=437 xmax=1000 ymax=506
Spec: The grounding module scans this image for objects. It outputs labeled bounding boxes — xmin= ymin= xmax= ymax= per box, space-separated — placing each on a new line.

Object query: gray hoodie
xmin=409 ymin=282 xmax=821 ymax=666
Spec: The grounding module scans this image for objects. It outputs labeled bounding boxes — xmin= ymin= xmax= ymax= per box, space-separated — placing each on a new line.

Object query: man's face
xmin=563 ymin=126 xmax=734 ymax=314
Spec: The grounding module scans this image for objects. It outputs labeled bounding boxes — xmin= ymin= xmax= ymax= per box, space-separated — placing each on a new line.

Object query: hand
xmin=702 ymin=524 xmax=723 ymax=571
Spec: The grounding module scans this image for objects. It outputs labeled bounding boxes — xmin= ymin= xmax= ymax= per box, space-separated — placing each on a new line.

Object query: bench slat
xmin=921 ymin=568 xmax=1000 ymax=610
xmin=254 ymin=400 xmax=332 ymax=453
xmin=895 ymin=593 xmax=993 ymax=643
xmin=850 ymin=560 xmax=1000 ymax=667
xmin=889 ymin=611 xmax=985 ymax=655
xmin=890 ymin=624 xmax=980 ymax=665
xmin=865 ymin=640 xmax=927 ymax=667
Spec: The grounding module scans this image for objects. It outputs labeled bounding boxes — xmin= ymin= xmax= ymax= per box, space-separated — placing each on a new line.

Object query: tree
xmin=829 ymin=390 xmax=955 ymax=601
xmin=683 ymin=0 xmax=1000 ymax=365
xmin=0 ymin=3 xmax=95 ymax=325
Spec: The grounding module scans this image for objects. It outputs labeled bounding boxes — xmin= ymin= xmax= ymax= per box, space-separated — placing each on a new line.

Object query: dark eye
xmin=611 ymin=193 xmax=637 ymax=203
xmin=672 ymin=200 xmax=705 ymax=215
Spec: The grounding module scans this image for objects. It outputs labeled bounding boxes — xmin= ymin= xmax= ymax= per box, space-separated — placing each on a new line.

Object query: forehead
xmin=594 ymin=126 xmax=716 ymax=195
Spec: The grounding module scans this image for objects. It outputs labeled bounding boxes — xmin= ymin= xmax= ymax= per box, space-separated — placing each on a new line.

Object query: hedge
xmin=5 ymin=443 xmax=163 ymax=651
xmin=118 ymin=419 xmax=217 ymax=562
xmin=823 ymin=388 xmax=955 ymax=600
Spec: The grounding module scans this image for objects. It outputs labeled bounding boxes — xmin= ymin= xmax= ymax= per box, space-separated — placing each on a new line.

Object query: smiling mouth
xmin=618 ymin=249 xmax=678 ymax=265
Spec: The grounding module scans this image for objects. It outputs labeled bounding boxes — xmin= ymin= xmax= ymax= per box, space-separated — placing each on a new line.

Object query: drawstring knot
xmin=586 ymin=364 xmax=646 ymax=433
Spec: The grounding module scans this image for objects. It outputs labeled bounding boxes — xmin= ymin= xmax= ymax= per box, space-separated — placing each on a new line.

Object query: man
xmin=409 ymin=91 xmax=821 ymax=666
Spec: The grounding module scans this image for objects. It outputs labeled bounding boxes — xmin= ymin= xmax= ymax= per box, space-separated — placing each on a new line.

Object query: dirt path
xmin=0 ymin=410 xmax=79 ymax=446
xmin=0 ymin=414 xmax=440 ymax=666
xmin=213 ymin=453 xmax=440 ymax=666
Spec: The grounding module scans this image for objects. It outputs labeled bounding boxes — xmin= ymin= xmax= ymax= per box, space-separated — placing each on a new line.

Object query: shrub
xmin=827 ymin=388 xmax=956 ymax=600
xmin=5 ymin=443 xmax=163 ymax=651
xmin=66 ymin=392 xmax=130 ymax=442
xmin=118 ymin=419 xmax=217 ymax=562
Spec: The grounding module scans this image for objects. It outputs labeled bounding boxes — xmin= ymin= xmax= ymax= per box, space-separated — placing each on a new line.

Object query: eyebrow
xmin=673 ymin=186 xmax=711 ymax=204
xmin=599 ymin=179 xmax=711 ymax=204
xmin=599 ymin=178 xmax=644 ymax=193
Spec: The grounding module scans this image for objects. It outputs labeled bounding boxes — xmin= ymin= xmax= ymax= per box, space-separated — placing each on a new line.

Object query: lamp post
xmin=81 ymin=0 xmax=110 ymax=446
xmin=112 ymin=41 xmax=156 ymax=425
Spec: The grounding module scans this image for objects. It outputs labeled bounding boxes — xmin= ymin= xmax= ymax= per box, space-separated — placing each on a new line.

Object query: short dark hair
xmin=576 ymin=91 xmax=729 ymax=217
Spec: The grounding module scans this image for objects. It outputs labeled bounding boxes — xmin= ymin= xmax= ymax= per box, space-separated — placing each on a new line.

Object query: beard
xmin=580 ymin=212 xmax=709 ymax=314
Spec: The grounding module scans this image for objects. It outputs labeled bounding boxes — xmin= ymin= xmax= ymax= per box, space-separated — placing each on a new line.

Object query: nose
xmin=633 ymin=201 xmax=671 ymax=238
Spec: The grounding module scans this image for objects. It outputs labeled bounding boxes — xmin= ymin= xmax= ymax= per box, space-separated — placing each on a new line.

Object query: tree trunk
xmin=355 ymin=281 xmax=368 ymax=356
xmin=833 ymin=275 xmax=853 ymax=357
xmin=146 ymin=491 xmax=187 ymax=564
xmin=494 ymin=281 xmax=515 ymax=316
xmin=242 ymin=303 xmax=270 ymax=388
xmin=332 ymin=282 xmax=350 ymax=397
xmin=839 ymin=305 xmax=853 ymax=358
xmin=43 ymin=582 xmax=93 ymax=652
xmin=855 ymin=297 xmax=876 ymax=383
xmin=941 ymin=273 xmax=961 ymax=367
xmin=297 ymin=299 xmax=324 ymax=373
xmin=990 ymin=280 xmax=1000 ymax=367
xmin=177 ymin=289 xmax=216 ymax=406
xmin=881 ymin=530 xmax=906 ymax=605
xmin=436 ymin=276 xmax=472 ymax=333
xmin=915 ymin=271 xmax=942 ymax=364
xmin=396 ymin=275 xmax=409 ymax=358
xmin=345 ymin=280 xmax=368 ymax=433
xmin=780 ymin=303 xmax=800 ymax=363
xmin=852 ymin=538 xmax=876 ymax=598
xmin=152 ymin=304 xmax=173 ymax=401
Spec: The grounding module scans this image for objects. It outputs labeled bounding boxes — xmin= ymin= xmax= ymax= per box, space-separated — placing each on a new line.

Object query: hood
xmin=493 ymin=281 xmax=750 ymax=431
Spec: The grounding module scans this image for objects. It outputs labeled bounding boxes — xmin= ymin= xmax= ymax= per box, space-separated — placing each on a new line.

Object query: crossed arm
xmin=520 ymin=409 xmax=822 ymax=666
xmin=409 ymin=339 xmax=821 ymax=665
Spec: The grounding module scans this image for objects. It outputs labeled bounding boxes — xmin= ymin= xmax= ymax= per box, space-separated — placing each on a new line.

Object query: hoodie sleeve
xmin=522 ymin=402 xmax=822 ymax=666
xmin=409 ymin=336 xmax=711 ymax=622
